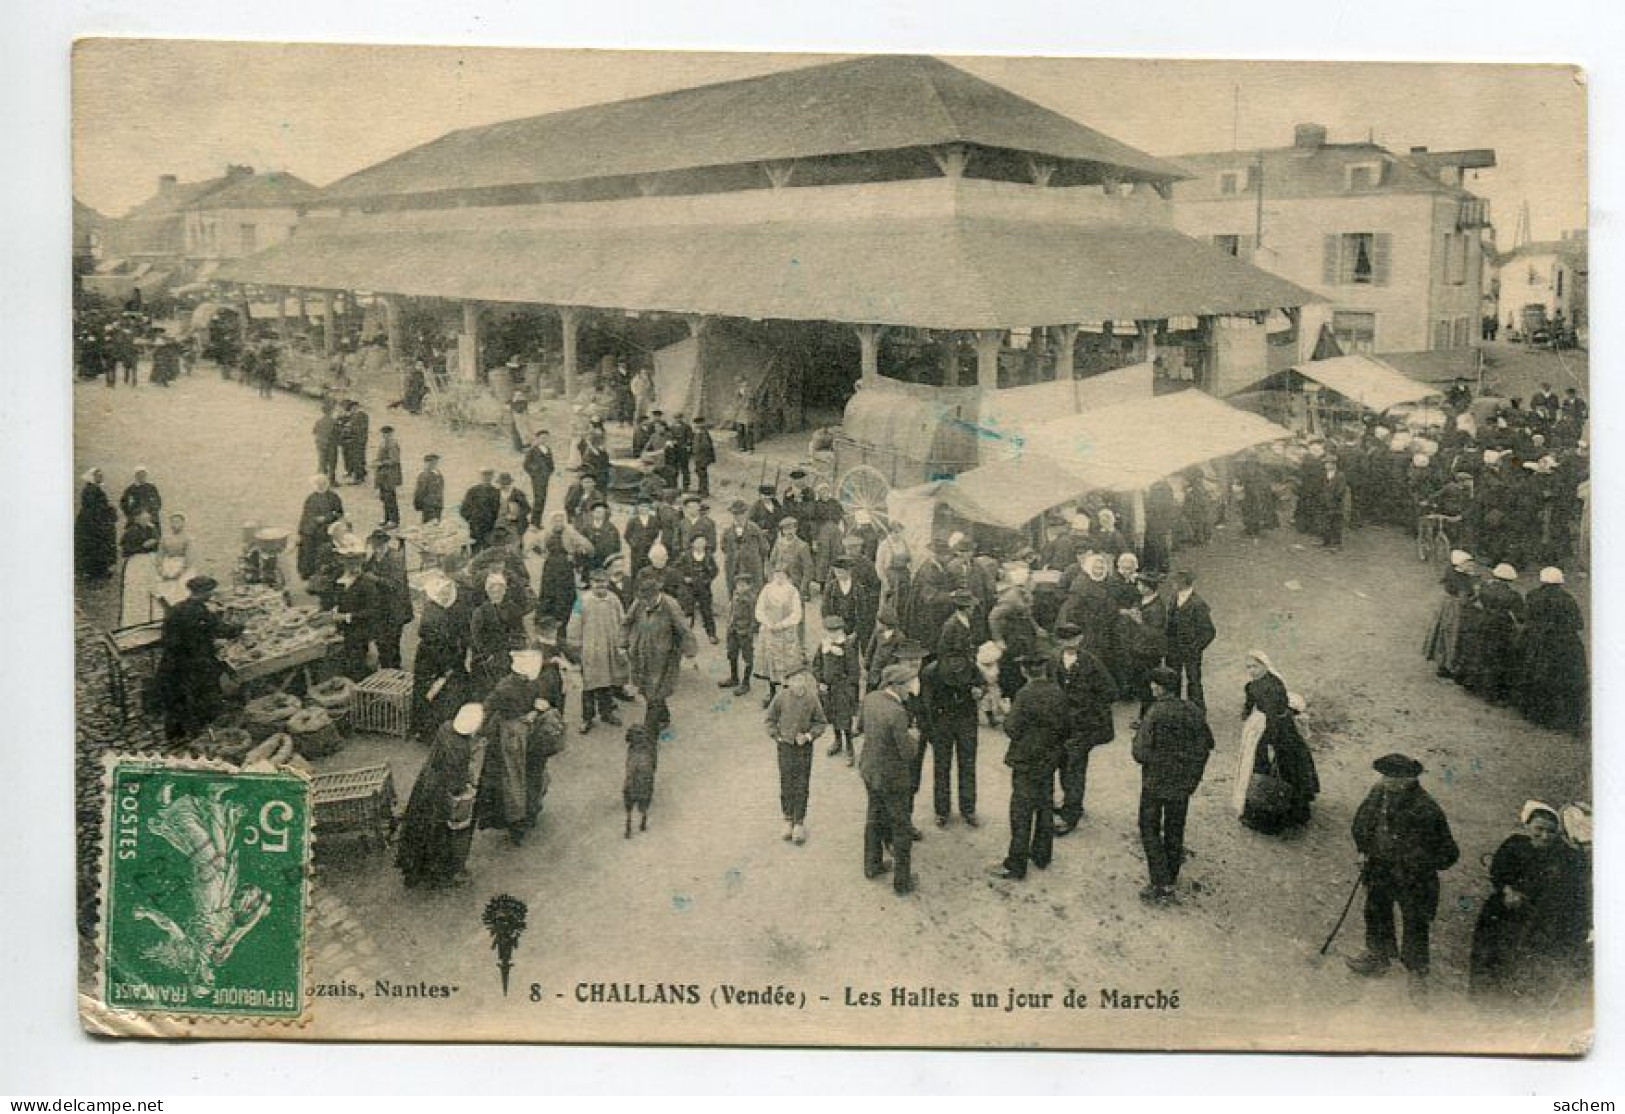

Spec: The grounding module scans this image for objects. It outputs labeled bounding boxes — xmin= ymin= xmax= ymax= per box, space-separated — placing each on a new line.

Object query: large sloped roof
xmin=1170 ymin=143 xmax=1480 ymax=202
xmin=322 ymin=54 xmax=1189 ymax=202
xmin=217 ymin=214 xmax=1317 ymax=329
xmin=186 ymin=171 xmax=318 ymax=210
xmin=122 ymin=177 xmax=235 ymax=220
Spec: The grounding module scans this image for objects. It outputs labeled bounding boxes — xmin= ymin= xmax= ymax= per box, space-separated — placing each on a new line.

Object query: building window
xmin=1333 ymin=311 xmax=1377 ymax=355
xmin=1433 ymin=320 xmax=1452 ymax=351
xmin=239 ymin=223 xmax=257 ymax=254
xmin=1218 ymin=168 xmax=1254 ymax=195
xmin=1213 ymin=234 xmax=1241 ymax=256
xmin=1452 ymin=317 xmax=1471 ymax=348
xmin=1346 ymin=161 xmax=1384 ymax=190
xmin=1325 ymin=232 xmax=1389 ymax=286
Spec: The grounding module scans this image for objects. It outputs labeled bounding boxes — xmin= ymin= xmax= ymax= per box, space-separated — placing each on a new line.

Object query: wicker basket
xmin=308 ymin=676 xmax=356 ymax=728
xmin=243 ymin=692 xmax=304 ymax=741
xmin=352 ymin=668 xmax=413 ymax=739
xmin=287 ymin=706 xmax=343 ymax=759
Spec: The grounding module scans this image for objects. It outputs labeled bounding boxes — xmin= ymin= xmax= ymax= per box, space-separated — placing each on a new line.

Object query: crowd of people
xmin=74 ymin=343 xmax=1593 ymax=1007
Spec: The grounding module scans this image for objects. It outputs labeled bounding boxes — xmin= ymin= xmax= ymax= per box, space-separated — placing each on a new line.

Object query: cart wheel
xmin=837 ymin=465 xmax=892 ymax=527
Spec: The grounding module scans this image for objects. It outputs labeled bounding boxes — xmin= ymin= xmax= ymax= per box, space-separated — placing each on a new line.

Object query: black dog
xmin=622 ymin=725 xmax=658 ymax=838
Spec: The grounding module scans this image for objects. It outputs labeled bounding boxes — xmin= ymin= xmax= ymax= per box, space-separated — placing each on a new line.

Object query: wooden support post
xmin=855 ymin=324 xmax=884 ymax=384
xmin=1138 ymin=320 xmax=1159 ymax=364
xmin=320 ymin=291 xmax=336 ymax=356
xmin=1130 ymin=487 xmax=1148 ymax=550
xmin=974 ymin=329 xmax=1003 ymax=387
xmin=275 ymin=287 xmax=290 ymax=344
xmin=1026 ymin=157 xmax=1056 ymax=187
xmin=459 ymin=300 xmax=481 ymax=382
xmin=938 ymin=332 xmax=960 ymax=388
xmin=383 ymin=294 xmax=403 ymax=364
xmin=763 ymin=160 xmax=796 ymax=189
xmin=930 ymin=144 xmax=971 ymax=180
xmin=1054 ymin=323 xmax=1079 ymax=382
xmin=559 ymin=306 xmax=580 ymax=401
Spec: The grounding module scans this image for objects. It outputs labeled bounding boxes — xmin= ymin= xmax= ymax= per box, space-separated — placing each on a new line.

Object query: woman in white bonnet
xmin=1235 ymin=650 xmax=1319 ymax=832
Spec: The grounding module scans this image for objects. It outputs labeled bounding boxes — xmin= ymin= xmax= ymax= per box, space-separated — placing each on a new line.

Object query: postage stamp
xmin=99 ymin=760 xmax=311 ymax=1021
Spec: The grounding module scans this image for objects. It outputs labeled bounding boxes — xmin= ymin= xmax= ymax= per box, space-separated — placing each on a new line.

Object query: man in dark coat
xmin=296 ymin=475 xmax=345 ymax=582
xmin=412 ymin=453 xmax=445 ymax=524
xmin=155 ymin=576 xmax=243 ymax=739
xmin=930 ymin=589 xmax=982 ymax=826
xmin=1165 ymin=569 xmax=1216 ymax=709
xmin=720 ymin=500 xmax=767 ymax=593
xmin=1131 ymin=666 xmax=1214 ymax=904
xmin=119 ymin=467 xmax=162 ymax=523
xmin=623 ymin=502 xmax=665 ymax=580
xmin=691 ymin=417 xmax=716 ymax=496
xmin=522 ymin=429 xmax=556 ymax=527
xmin=460 ymin=468 xmax=502 ymax=551
xmin=669 ymin=413 xmax=694 ymax=491
xmin=857 ymin=663 xmax=922 ymax=895
xmin=374 ymin=425 xmax=403 ymax=527
xmin=339 ymin=401 xmax=370 ymax=485
xmin=312 ymin=406 xmax=339 ymax=483
xmin=991 ymin=654 xmax=1068 ymax=880
xmin=1348 ymin=754 xmax=1460 ymax=984
xmin=364 ymin=529 xmax=414 ymax=670
xmin=905 ymin=545 xmax=952 ymax=655
xmin=1320 ymin=457 xmax=1351 ymax=550
xmin=1050 ymin=621 xmax=1117 ymax=835
xmin=749 ymin=485 xmax=785 ymax=537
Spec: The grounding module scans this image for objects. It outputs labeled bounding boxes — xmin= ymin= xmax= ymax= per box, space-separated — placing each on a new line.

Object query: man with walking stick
xmin=1346 ymin=753 xmax=1459 ymax=994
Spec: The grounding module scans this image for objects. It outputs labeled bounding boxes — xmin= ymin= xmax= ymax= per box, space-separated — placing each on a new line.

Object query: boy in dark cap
xmin=719 ymin=571 xmax=759 ymax=695
xmin=412 ymin=453 xmax=444 ymax=524
xmin=1348 ymin=754 xmax=1460 ymax=985
xmin=374 ymin=425 xmax=402 ymax=527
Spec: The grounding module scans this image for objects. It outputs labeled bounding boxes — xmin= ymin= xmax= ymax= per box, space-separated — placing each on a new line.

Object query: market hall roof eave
xmin=215 ymin=216 xmax=1323 ymax=332
xmin=317 ymin=54 xmax=1192 ymax=204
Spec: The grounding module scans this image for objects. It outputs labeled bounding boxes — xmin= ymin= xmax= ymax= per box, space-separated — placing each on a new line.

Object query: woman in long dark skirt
xmin=75 ymin=469 xmax=118 ymax=579
xmin=1469 ymin=802 xmax=1589 ymax=999
xmin=1517 ymin=567 xmax=1588 ymax=730
xmin=1423 ymin=550 xmax=1475 ymax=678
xmin=412 ymin=574 xmax=471 ymax=739
xmin=1235 ymin=651 xmax=1319 ymax=833
xmin=1464 ymin=563 xmax=1526 ymax=702
xmin=397 ymin=703 xmax=486 ymax=889
xmin=534 ymin=532 xmax=579 ymax=628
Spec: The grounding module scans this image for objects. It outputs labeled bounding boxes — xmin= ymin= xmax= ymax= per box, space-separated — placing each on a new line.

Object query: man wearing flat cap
xmin=155 ymin=575 xmax=244 ymax=739
xmin=1348 ymin=754 xmax=1459 ymax=985
xmin=1131 ymin=666 xmax=1214 ymax=905
xmin=770 ymin=516 xmax=815 ymax=599
xmin=991 ymin=654 xmax=1068 ymax=880
xmin=929 ymin=587 xmax=983 ymax=827
xmin=721 ymin=499 xmax=768 ymax=594
xmin=460 ymin=468 xmax=502 ymax=551
xmin=857 ymin=661 xmax=922 ymax=895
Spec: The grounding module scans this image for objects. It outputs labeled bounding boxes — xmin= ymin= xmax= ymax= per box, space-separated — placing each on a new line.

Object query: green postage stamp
xmin=101 ymin=760 xmax=311 ymax=1021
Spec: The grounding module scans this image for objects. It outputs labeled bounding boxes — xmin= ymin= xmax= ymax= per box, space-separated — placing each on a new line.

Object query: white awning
xmin=1289 ymin=354 xmax=1442 ymax=413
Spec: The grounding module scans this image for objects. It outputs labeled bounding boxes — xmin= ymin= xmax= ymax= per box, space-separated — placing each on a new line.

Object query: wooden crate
xmin=351 ymin=668 xmax=413 ymax=738
xmin=312 ymin=764 xmax=397 ymax=852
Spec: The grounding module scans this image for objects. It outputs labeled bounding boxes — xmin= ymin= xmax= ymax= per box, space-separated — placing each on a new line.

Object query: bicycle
xmin=1415 ymin=510 xmax=1459 ymax=564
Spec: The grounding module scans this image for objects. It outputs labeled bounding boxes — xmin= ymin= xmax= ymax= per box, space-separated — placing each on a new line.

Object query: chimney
xmin=225 ymin=164 xmax=254 ymax=181
xmin=1293 ymin=123 xmax=1328 ymax=149
xmin=158 ymin=174 xmax=178 ymax=193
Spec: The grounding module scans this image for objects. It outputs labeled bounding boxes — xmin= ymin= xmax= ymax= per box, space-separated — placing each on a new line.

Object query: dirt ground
xmin=74 ymin=361 xmax=1592 ymax=1052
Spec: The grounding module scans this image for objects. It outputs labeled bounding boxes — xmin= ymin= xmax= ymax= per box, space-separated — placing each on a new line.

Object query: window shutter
xmin=1372 ymin=233 xmax=1393 ymax=286
xmin=1240 ymin=234 xmax=1256 ymax=261
xmin=1323 ymin=235 xmax=1341 ymax=285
